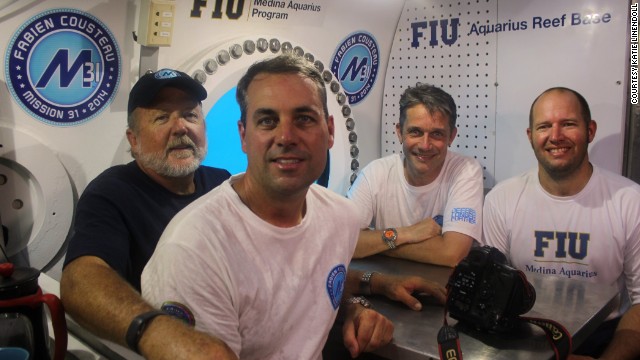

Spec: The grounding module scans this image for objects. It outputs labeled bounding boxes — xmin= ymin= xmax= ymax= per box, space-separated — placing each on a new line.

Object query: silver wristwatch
xmin=359 ymin=271 xmax=377 ymax=295
xmin=344 ymin=296 xmax=373 ymax=308
xmin=382 ymin=227 xmax=398 ymax=249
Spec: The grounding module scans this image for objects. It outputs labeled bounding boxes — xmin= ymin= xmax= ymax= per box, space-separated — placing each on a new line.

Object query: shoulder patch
xmin=161 ymin=301 xmax=195 ymax=326
xmin=326 ymin=264 xmax=347 ymax=310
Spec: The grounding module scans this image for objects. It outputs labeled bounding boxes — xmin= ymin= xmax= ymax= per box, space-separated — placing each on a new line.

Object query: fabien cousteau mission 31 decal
xmin=5 ymin=8 xmax=121 ymax=126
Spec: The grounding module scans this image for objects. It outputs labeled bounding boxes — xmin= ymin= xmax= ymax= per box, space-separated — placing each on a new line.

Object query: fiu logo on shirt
xmin=5 ymin=8 xmax=121 ymax=126
xmin=534 ymin=231 xmax=590 ymax=260
xmin=326 ymin=264 xmax=347 ymax=310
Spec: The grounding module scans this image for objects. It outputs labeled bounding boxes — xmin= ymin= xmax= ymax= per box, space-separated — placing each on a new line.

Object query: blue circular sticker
xmin=326 ymin=264 xmax=347 ymax=310
xmin=331 ymin=32 xmax=379 ymax=105
xmin=161 ymin=301 xmax=196 ymax=326
xmin=5 ymin=8 xmax=121 ymax=126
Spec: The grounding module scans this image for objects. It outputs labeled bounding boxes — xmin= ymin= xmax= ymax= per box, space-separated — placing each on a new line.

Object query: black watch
xmin=125 ymin=310 xmax=167 ymax=354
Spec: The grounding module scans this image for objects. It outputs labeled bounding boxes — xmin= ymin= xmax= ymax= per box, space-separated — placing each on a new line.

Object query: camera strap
xmin=437 ymin=317 xmax=463 ymax=360
xmin=437 ymin=290 xmax=464 ymax=360
xmin=437 ymin=302 xmax=572 ymax=360
xmin=520 ymin=316 xmax=572 ymax=359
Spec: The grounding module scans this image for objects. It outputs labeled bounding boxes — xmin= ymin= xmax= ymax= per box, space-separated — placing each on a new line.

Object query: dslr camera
xmin=446 ymin=245 xmax=536 ymax=332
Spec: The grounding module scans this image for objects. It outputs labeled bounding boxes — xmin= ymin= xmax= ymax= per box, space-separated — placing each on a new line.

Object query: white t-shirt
xmin=346 ymin=152 xmax=484 ymax=241
xmin=483 ymin=166 xmax=640 ymax=317
xmin=142 ymin=174 xmax=360 ymax=360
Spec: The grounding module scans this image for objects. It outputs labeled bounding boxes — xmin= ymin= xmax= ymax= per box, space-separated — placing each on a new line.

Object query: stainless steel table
xmin=345 ymin=255 xmax=619 ymax=360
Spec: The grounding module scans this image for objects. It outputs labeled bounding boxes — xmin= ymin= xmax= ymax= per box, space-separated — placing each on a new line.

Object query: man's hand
xmin=403 ymin=218 xmax=442 ymax=245
xmin=341 ymin=303 xmax=394 ymax=358
xmin=373 ymin=274 xmax=447 ymax=311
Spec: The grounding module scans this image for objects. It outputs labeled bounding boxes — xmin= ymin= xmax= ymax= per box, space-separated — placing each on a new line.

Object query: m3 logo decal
xmin=5 ymin=8 xmax=121 ymax=126
xmin=331 ymin=31 xmax=379 ymax=106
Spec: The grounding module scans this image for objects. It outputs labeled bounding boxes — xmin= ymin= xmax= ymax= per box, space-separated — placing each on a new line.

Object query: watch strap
xmin=359 ymin=271 xmax=377 ymax=295
xmin=344 ymin=296 xmax=373 ymax=308
xmin=126 ymin=310 xmax=167 ymax=354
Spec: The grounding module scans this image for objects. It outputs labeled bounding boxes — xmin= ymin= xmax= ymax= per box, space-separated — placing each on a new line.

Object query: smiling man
xmin=142 ymin=55 xmax=402 ymax=360
xmin=346 ymin=83 xmax=483 ymax=266
xmin=482 ymin=87 xmax=640 ymax=359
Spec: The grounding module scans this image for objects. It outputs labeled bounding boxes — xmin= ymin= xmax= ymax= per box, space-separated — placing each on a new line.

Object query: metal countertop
xmin=348 ymin=255 xmax=618 ymax=360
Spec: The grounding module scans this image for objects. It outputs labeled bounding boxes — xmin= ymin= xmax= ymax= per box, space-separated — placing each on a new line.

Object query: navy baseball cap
xmin=127 ymin=68 xmax=207 ymax=114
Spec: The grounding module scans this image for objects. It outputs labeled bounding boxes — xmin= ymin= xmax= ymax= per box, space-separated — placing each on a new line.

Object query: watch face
xmin=383 ymin=228 xmax=396 ymax=240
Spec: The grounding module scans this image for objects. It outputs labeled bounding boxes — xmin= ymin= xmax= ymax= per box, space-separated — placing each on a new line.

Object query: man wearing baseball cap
xmin=61 ymin=69 xmax=235 ymax=359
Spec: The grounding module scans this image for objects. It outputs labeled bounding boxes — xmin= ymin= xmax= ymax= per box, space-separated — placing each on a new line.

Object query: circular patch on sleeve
xmin=161 ymin=301 xmax=195 ymax=326
xmin=326 ymin=264 xmax=347 ymax=310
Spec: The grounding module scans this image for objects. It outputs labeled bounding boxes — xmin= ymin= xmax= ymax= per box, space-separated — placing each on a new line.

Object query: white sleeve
xmin=346 ymin=169 xmax=376 ymax=229
xmin=142 ymin=237 xmax=241 ymax=356
xmin=622 ymin=195 xmax=640 ymax=305
xmin=442 ymin=159 xmax=484 ymax=240
xmin=482 ymin=188 xmax=510 ymax=256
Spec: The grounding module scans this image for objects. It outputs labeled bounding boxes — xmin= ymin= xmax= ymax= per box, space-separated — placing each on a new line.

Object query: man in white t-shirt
xmin=347 ymin=83 xmax=483 ymax=266
xmin=483 ymin=87 xmax=640 ymax=359
xmin=142 ymin=55 xmax=446 ymax=360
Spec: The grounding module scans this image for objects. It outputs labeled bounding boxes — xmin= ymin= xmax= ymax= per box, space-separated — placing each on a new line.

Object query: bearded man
xmin=61 ymin=69 xmax=235 ymax=360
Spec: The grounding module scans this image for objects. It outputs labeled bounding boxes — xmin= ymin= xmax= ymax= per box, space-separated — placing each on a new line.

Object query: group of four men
xmin=60 ymin=53 xmax=640 ymax=360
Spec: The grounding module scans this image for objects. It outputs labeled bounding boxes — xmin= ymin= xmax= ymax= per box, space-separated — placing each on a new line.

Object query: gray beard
xmin=135 ymin=146 xmax=206 ymax=177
